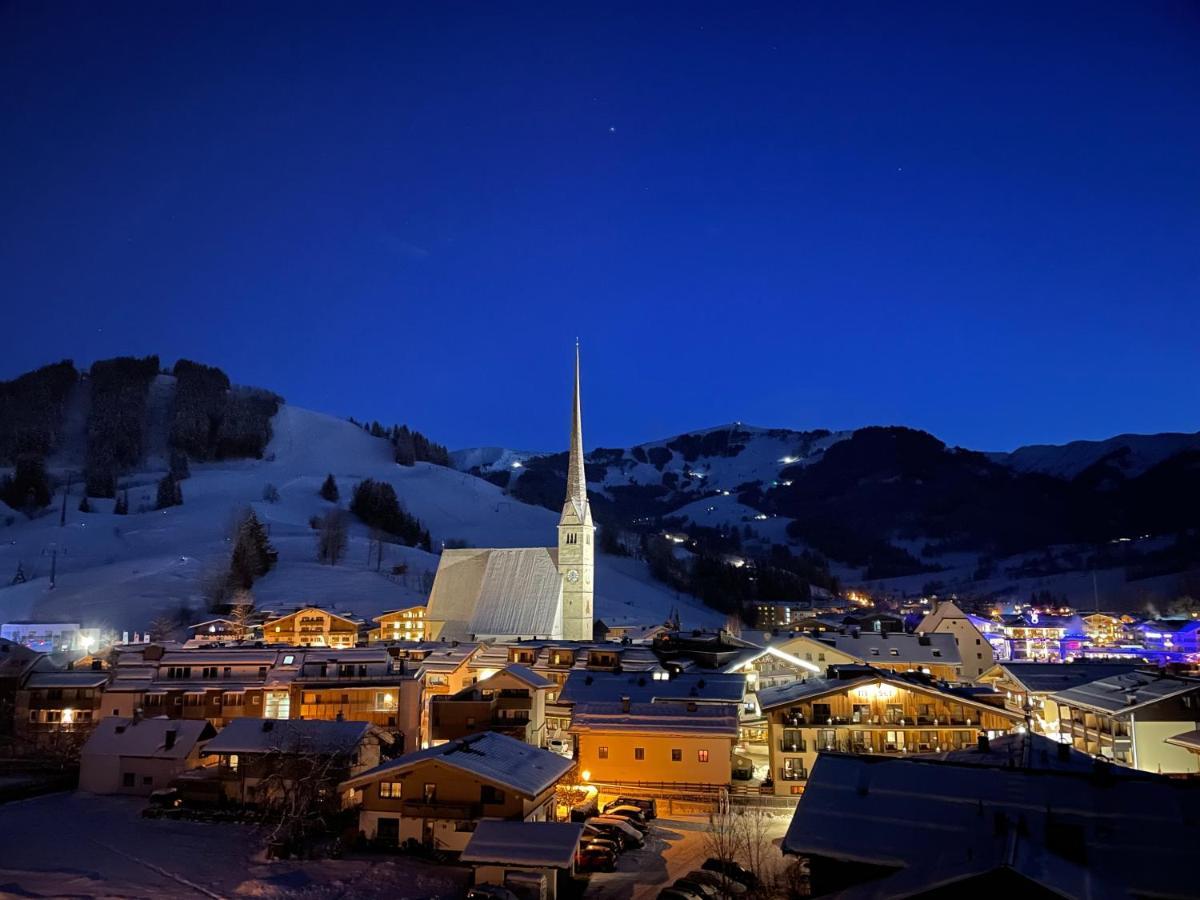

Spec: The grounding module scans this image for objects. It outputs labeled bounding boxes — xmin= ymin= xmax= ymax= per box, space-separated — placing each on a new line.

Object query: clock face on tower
xmin=566 ymin=568 xmax=580 ymax=584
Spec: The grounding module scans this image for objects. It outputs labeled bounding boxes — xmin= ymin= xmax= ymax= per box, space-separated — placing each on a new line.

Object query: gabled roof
xmin=817 ymin=631 xmax=962 ymax=666
xmin=486 ymin=664 xmax=554 ymax=690
xmin=201 ymin=718 xmax=379 ymax=756
xmin=341 ymin=731 xmax=572 ymax=797
xmin=558 ymin=670 xmax=746 ymax=706
xmin=23 ymin=671 xmax=109 ymax=688
xmin=460 ymin=821 xmax=584 ymax=869
xmin=782 ymin=750 xmax=1199 ymax=899
xmin=569 ymin=702 xmax=739 ymax=737
xmin=1050 ymin=670 xmax=1200 ymax=715
xmin=1166 ymin=728 xmax=1200 ymax=752
xmin=720 ymin=643 xmax=822 ymax=675
xmin=82 ymin=716 xmax=214 ymax=760
xmin=757 ymin=667 xmax=1021 ymax=721
xmin=426 ymin=547 xmax=563 ymax=641
xmin=980 ymin=661 xmax=1141 ymax=694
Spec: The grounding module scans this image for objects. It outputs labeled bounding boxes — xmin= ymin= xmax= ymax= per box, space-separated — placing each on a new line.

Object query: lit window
xmin=598 ymin=746 xmax=609 ymax=760
xmin=379 ymin=781 xmax=402 ymax=799
xmin=283 ymin=655 xmax=295 ymax=664
xmin=697 ymin=750 xmax=709 ymax=763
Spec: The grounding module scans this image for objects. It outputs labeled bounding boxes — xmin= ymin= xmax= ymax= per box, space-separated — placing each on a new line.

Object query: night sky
xmin=2 ymin=2 xmax=1197 ymax=453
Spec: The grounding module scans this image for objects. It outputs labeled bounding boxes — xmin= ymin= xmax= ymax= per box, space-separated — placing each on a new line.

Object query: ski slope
xmin=0 ymin=405 xmax=721 ymax=633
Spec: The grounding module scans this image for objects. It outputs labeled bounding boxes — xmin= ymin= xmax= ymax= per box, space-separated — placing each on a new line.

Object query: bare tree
xmin=256 ymin=736 xmax=350 ymax=853
xmin=148 ymin=615 xmax=179 ymax=643
xmin=316 ymin=509 xmax=348 ymax=566
xmin=229 ymin=590 xmax=255 ymax=641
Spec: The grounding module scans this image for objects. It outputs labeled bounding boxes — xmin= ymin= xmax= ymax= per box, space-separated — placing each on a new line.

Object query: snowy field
xmin=0 ymin=405 xmax=723 ymax=634
xmin=0 ymin=792 xmax=470 ymax=899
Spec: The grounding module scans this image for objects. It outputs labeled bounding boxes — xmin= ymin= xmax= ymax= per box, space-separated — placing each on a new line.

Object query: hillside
xmin=0 ymin=362 xmax=721 ymax=635
xmin=458 ymin=424 xmax=1200 ymax=612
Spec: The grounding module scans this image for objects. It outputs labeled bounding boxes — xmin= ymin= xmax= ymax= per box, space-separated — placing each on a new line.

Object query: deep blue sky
xmin=2 ymin=2 xmax=1198 ymax=453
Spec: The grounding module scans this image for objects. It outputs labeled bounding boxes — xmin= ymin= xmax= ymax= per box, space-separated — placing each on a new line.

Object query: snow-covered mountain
xmin=0 ymin=403 xmax=723 ymax=634
xmin=991 ymin=432 xmax=1200 ymax=480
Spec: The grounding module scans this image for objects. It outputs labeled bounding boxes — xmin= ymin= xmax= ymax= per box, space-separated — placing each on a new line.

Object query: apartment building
xmin=758 ymin=665 xmax=1021 ymax=795
xmin=429 ymin=665 xmax=551 ymax=746
xmin=1047 ymin=669 xmax=1200 ymax=773
xmin=916 ymin=600 xmax=995 ymax=681
xmin=262 ymin=606 xmax=363 ymax=648
xmin=368 ymin=605 xmax=428 ymax=643
xmin=342 ymin=731 xmax=573 ymax=852
xmin=15 ymin=670 xmax=109 ymax=747
xmin=771 ymin=631 xmax=963 ymax=682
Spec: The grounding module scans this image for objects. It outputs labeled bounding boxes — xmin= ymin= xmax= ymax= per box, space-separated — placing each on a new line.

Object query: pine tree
xmin=78 ymin=495 xmax=91 ymax=513
xmin=113 ymin=490 xmax=129 ymax=515
xmin=155 ymin=474 xmax=179 ymax=510
xmin=319 ymin=473 xmax=339 ymax=503
xmin=11 ymin=562 xmax=27 ymax=585
xmin=169 ymin=450 xmax=190 ymax=481
xmin=229 ymin=510 xmax=278 ymax=589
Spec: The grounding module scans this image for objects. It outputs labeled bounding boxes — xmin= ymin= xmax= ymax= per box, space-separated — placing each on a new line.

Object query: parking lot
xmin=583 ymin=813 xmax=791 ymax=900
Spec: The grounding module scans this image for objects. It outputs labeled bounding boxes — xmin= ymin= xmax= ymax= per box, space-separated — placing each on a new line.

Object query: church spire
xmin=564 ymin=341 xmax=587 ymax=519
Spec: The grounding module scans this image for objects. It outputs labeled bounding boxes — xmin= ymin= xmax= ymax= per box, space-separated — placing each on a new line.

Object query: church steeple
xmin=558 ymin=342 xmax=595 ymax=641
xmin=563 ymin=341 xmax=589 ymax=523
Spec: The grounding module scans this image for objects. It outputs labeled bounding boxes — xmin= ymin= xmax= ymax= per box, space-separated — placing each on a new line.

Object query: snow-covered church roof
xmin=426 ymin=546 xmax=563 ymax=642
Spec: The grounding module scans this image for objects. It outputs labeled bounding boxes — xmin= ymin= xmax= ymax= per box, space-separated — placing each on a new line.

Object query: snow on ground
xmin=0 ymin=404 xmax=720 ymax=633
xmin=668 ymin=494 xmax=793 ymax=545
xmin=0 ymin=792 xmax=469 ymax=899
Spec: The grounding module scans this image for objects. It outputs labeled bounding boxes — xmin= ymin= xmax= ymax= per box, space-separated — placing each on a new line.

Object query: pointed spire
xmin=565 ymin=341 xmax=587 ymax=517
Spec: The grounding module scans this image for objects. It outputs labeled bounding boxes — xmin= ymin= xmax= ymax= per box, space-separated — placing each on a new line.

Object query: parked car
xmin=466 ymin=886 xmax=519 ymax=900
xmin=570 ymin=797 xmax=600 ymax=822
xmin=603 ymin=796 xmax=658 ymax=820
xmin=701 ymin=858 xmax=759 ymax=889
xmin=547 ymin=737 xmax=572 ymax=757
xmin=684 ymin=870 xmax=746 ymax=895
xmin=673 ymin=878 xmax=722 ymax=899
xmin=586 ymin=817 xmax=644 ymax=849
xmin=603 ymin=803 xmax=647 ymax=824
xmin=576 ymin=845 xmax=617 ymax=873
xmin=581 ymin=834 xmax=622 ymax=856
xmin=600 ymin=807 xmax=649 ymax=833
xmin=592 ymin=814 xmax=649 ymax=839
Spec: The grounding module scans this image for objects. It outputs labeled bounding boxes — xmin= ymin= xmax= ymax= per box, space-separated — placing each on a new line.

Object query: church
xmin=424 ymin=348 xmax=595 ymax=643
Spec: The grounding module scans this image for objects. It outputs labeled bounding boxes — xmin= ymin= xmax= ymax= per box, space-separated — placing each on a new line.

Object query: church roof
xmin=427 ymin=547 xmax=563 ymax=641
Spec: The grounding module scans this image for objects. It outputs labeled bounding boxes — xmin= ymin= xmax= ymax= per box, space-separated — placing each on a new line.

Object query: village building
xmin=341 ymin=731 xmax=574 ymax=852
xmin=429 ymin=664 xmax=551 ymax=746
xmin=185 ymin=616 xmax=264 ymax=645
xmin=79 ymin=716 xmax=215 ymax=795
xmin=261 ymin=606 xmax=364 ymax=648
xmin=781 ymin=732 xmax=1200 ymax=898
xmin=468 ymin=640 xmax=662 ymax=737
xmin=0 ymin=638 xmax=44 ymax=736
xmin=569 ymin=700 xmax=739 ymax=788
xmin=181 ymin=717 xmax=390 ymax=807
xmin=769 ymin=630 xmax=964 ymax=682
xmin=1079 ymin=611 xmax=1134 ymax=647
xmin=1046 ymin=669 xmax=1200 ymax=773
xmin=916 ymin=599 xmax=996 ymax=681
xmin=998 ymin=612 xmax=1077 ymax=661
xmin=460 ymin=820 xmax=584 ymax=900
xmin=425 ymin=349 xmax=595 ymax=643
xmin=368 ymin=604 xmax=428 ymax=643
xmin=758 ymin=665 xmax=1022 ymax=796
xmin=976 ymin=661 xmax=1140 ymax=730
xmin=291 ymin=647 xmax=422 ymax=749
xmin=15 ymin=669 xmax=109 ymax=747
xmin=1139 ymin=617 xmax=1200 ymax=659
xmin=1 ymin=621 xmax=102 ymax=653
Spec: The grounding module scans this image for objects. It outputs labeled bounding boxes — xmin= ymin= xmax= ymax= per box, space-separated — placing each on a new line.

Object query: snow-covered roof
xmin=82 ymin=716 xmax=214 ymax=760
xmin=202 ymin=718 xmax=375 ymax=756
xmin=485 ymin=664 xmax=554 ymax=690
xmin=1050 ymin=670 xmax=1200 ymax=715
xmin=426 ymin=547 xmax=564 ymax=641
xmin=558 ymin=670 xmax=746 ymax=706
xmin=817 ymin=631 xmax=962 ymax=666
xmin=720 ymin=643 xmax=822 ymax=675
xmin=460 ymin=820 xmax=584 ymax=869
xmin=1166 ymin=729 xmax=1200 ymax=752
xmin=982 ymin=661 xmax=1141 ymax=694
xmin=569 ymin=702 xmax=739 ymax=737
xmin=24 ymin=671 xmax=109 ymax=688
xmin=342 ymin=731 xmax=573 ymax=797
xmin=782 ymin=750 xmax=1200 ymax=899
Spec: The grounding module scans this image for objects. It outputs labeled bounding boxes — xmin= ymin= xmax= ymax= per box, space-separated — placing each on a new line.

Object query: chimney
xmin=620 ymin=695 xmax=631 ymax=714
xmin=977 ymin=734 xmax=990 ymax=753
xmin=164 ymin=729 xmax=177 ymax=750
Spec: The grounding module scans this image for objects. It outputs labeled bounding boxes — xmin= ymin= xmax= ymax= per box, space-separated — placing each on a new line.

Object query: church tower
xmin=558 ymin=344 xmax=595 ymax=642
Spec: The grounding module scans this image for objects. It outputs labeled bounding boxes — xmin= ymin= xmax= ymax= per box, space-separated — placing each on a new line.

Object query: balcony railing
xmin=400 ymin=800 xmax=481 ymax=819
xmin=779 ymin=767 xmax=808 ymax=781
xmin=778 ymin=740 xmax=807 ymax=753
